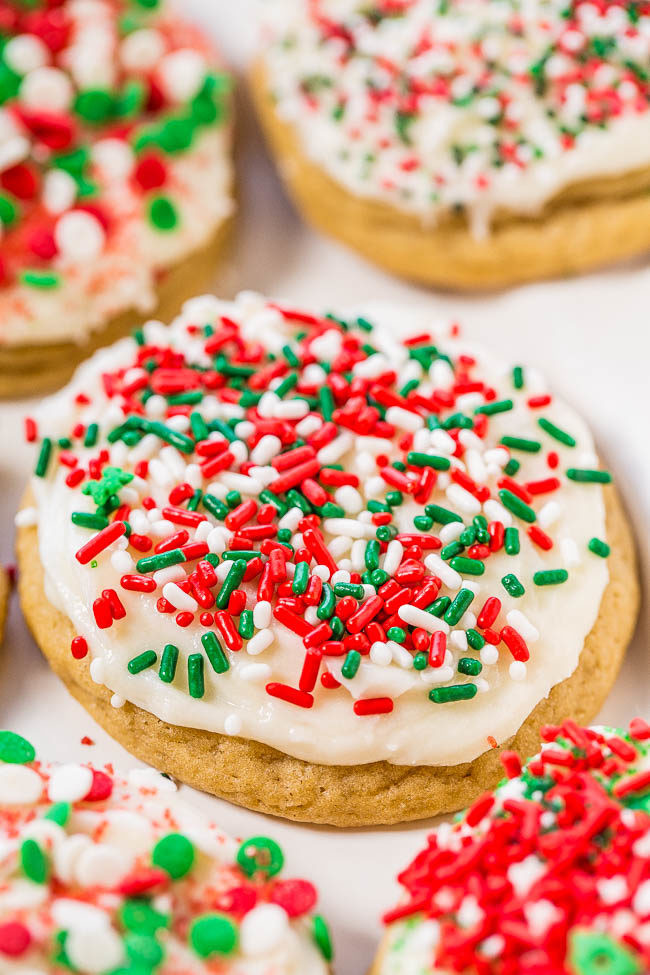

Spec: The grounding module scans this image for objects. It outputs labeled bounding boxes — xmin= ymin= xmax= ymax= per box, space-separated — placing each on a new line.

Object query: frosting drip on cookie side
xmin=260 ymin=0 xmax=650 ymax=234
xmin=378 ymin=719 xmax=650 ymax=975
xmin=23 ymin=293 xmax=611 ymax=767
xmin=0 ymin=0 xmax=233 ymax=347
xmin=0 ymin=730 xmax=332 ymax=972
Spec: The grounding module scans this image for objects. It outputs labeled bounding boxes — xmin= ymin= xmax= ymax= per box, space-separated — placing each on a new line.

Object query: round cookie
xmin=16 ymin=292 xmax=639 ymax=826
xmin=254 ymin=1 xmax=650 ymax=290
xmin=372 ymin=717 xmax=650 ymax=975
xmin=0 ymin=0 xmax=233 ymax=397
xmin=0 ymin=729 xmax=332 ymax=972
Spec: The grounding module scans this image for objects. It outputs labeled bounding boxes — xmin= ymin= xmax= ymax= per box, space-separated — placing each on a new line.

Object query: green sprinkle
xmin=292 ymin=560 xmax=310 ymax=596
xmin=202 ymin=632 xmax=229 ymax=674
xmin=444 ymin=588 xmax=474 ymax=626
xmin=313 ymin=916 xmax=333 ymax=962
xmin=84 ymin=423 xmax=99 ymax=447
xmin=502 ymin=573 xmax=525 ymax=597
xmin=45 ymin=802 xmax=71 ymax=826
xmin=34 ymin=438 xmax=52 ymax=477
xmin=413 ymin=515 xmax=433 ymax=531
xmin=386 ymin=626 xmax=406 ymax=643
xmin=566 ymin=468 xmax=612 ymax=483
xmin=499 ymin=489 xmax=537 ymax=523
xmin=0 ymin=730 xmax=35 ymax=765
xmin=120 ymin=899 xmax=169 ymax=935
xmin=424 ymin=504 xmax=463 ymax=525
xmin=159 ymin=644 xmax=179 ymax=684
xmin=190 ymin=412 xmax=210 ymax=441
xmin=429 ymin=683 xmax=477 ymax=703
xmin=441 ymin=542 xmax=464 ymax=563
xmin=190 ymin=914 xmax=238 ymax=958
xmin=413 ymin=651 xmax=429 ymax=670
xmin=503 ymin=458 xmax=520 ymax=476
xmin=475 ymin=399 xmax=513 ymax=416
xmin=512 ymin=365 xmax=524 ymax=389
xmin=203 ymin=493 xmax=229 ymax=520
xmin=188 ymin=653 xmax=205 ymax=698
xmin=406 ymin=452 xmax=451 ymax=470
xmin=533 ymin=569 xmax=569 ymax=586
xmin=21 ymin=838 xmax=48 ymax=883
xmin=588 ymin=537 xmax=610 ymax=558
xmin=216 ymin=559 xmax=246 ymax=609
xmin=149 ymin=195 xmax=179 ymax=231
xmin=317 ymin=583 xmax=336 ymax=620
xmin=458 ymin=657 xmax=482 ymax=676
xmin=237 ymin=836 xmax=284 ymax=877
xmin=318 ymin=386 xmax=335 ymax=421
xmin=466 ymin=628 xmax=485 ymax=651
xmin=125 ymin=932 xmax=164 ymax=968
xmin=71 ymin=512 xmax=109 ymax=530
xmin=500 ymin=435 xmax=542 ymax=453
xmin=239 ymin=609 xmax=254 ymax=640
xmin=449 ymin=556 xmax=484 ymax=575
xmin=0 ymin=192 xmax=18 ymax=227
xmin=365 ymin=539 xmax=380 ymax=571
xmin=136 ymin=549 xmax=186 ymax=573
xmin=74 ymin=88 xmax=114 ymax=122
xmin=504 ymin=526 xmax=520 ymax=555
xmin=128 ymin=650 xmax=157 ymax=674
xmin=147 ymin=421 xmax=194 ymax=453
xmin=428 ymin=595 xmax=451 ymax=618
xmin=341 ymin=650 xmax=361 ymax=679
xmin=333 ymin=582 xmax=364 ymax=599
xmin=538 ymin=417 xmax=576 ymax=447
xmin=152 ymin=833 xmax=195 ymax=879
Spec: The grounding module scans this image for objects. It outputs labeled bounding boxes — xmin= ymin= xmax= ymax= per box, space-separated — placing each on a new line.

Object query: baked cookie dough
xmin=17 ymin=293 xmax=639 ymax=826
xmin=0 ymin=0 xmax=233 ymax=397
xmin=0 ymin=729 xmax=333 ymax=972
xmin=254 ymin=1 xmax=650 ymax=289
xmin=372 ymin=717 xmax=650 ymax=975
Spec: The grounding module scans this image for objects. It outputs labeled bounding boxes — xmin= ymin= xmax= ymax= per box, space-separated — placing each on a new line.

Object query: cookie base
xmin=0 ymin=218 xmax=232 ymax=399
xmin=251 ymin=63 xmax=650 ymax=290
xmin=17 ymin=485 xmax=638 ymax=827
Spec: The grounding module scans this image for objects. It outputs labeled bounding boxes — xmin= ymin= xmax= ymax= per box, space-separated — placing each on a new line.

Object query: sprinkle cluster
xmin=382 ymin=718 xmax=650 ymax=975
xmin=0 ymin=0 xmax=230 ymax=292
xmin=25 ymin=295 xmax=612 ymax=723
xmin=263 ymin=0 xmax=650 ymax=224
xmin=0 ymin=729 xmax=332 ymax=971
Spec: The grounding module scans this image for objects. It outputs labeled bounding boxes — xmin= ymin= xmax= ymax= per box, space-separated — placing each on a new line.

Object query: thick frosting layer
xmin=23 ymin=292 xmax=611 ymax=768
xmin=260 ymin=0 xmax=650 ymax=235
xmin=0 ymin=0 xmax=233 ymax=347
xmin=379 ymin=718 xmax=650 ymax=975
xmin=0 ymin=729 xmax=332 ymax=973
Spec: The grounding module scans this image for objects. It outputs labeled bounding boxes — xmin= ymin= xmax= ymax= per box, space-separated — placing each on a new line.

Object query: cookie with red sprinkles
xmin=254 ymin=0 xmax=650 ymax=289
xmin=0 ymin=0 xmax=233 ymax=397
xmin=0 ymin=728 xmax=333 ymax=973
xmin=15 ymin=292 xmax=638 ymax=826
xmin=372 ymin=717 xmax=650 ymax=975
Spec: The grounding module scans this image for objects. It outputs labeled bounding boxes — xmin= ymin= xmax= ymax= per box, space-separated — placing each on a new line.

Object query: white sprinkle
xmin=153 ymin=565 xmax=185 ymax=587
xmin=350 ymin=539 xmax=366 ymax=572
xmin=0 ymin=765 xmax=43 ymax=805
xmin=20 ymin=66 xmax=73 ymax=112
xmin=89 ymin=659 xmax=105 ymax=684
xmin=560 ymin=537 xmax=581 ymax=567
xmin=424 ymin=553 xmax=462 ymax=590
xmin=330 ymin=569 xmax=351 ymax=586
xmin=481 ymin=645 xmax=499 ymax=666
xmin=159 ymin=48 xmax=206 ymax=102
xmin=312 ymin=565 xmax=331 ymax=582
xmin=240 ymin=904 xmax=290 ymax=957
xmin=450 ymin=630 xmax=468 ymax=651
xmin=370 ymin=642 xmax=392 ymax=666
xmin=385 ymin=406 xmax=424 ymax=431
xmin=447 ymin=483 xmax=481 ymax=514
xmin=328 ymin=536 xmax=352 ymax=559
xmin=317 ymin=432 xmax=353 ymax=464
xmin=120 ymin=28 xmax=165 ymax=72
xmin=150 ymin=519 xmax=174 ymax=538
xmin=4 ymin=34 xmax=48 ymax=74
xmin=483 ymin=499 xmax=512 ymax=526
xmin=538 ymin=501 xmax=561 ymax=529
xmin=239 ymin=663 xmax=271 ymax=683
xmin=253 ymin=601 xmax=272 ymax=629
xmin=509 ymin=661 xmax=527 ymax=681
xmin=162 ymin=583 xmax=197 ymax=613
xmin=296 ymin=414 xmax=322 ymax=437
xmin=224 ymin=714 xmax=243 ymax=736
xmin=15 ymin=506 xmax=37 ymax=527
xmin=335 ymin=485 xmax=363 ymax=514
xmin=439 ymin=521 xmax=463 ymax=544
xmin=278 ymin=507 xmax=302 ymax=533
xmin=383 ymin=539 xmax=403 ymax=577
xmin=251 ymin=434 xmax=282 ymax=466
xmin=55 ymin=210 xmax=105 ymax=263
xmin=506 ymin=610 xmax=539 ymax=643
xmin=48 ymin=765 xmax=93 ymax=803
xmin=247 ymin=628 xmax=273 ymax=656
xmin=323 ymin=517 xmax=371 ymax=539
xmin=398 ymin=603 xmax=449 ymax=634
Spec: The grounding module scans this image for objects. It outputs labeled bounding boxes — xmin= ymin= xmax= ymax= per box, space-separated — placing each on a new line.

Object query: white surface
xmin=0 ymin=4 xmax=649 ymax=973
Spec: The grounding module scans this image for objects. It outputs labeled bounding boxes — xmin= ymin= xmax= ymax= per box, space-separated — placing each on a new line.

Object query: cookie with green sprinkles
xmin=254 ymin=1 xmax=650 ymax=289
xmin=0 ymin=0 xmax=234 ymax=398
xmin=372 ymin=717 xmax=650 ymax=975
xmin=0 ymin=733 xmax=332 ymax=973
xmin=16 ymin=293 xmax=638 ymax=827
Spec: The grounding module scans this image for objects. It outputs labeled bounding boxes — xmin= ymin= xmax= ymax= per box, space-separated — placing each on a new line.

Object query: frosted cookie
xmin=0 ymin=0 xmax=233 ymax=397
xmin=254 ymin=0 xmax=650 ymax=289
xmin=372 ymin=717 xmax=650 ymax=975
xmin=0 ymin=729 xmax=333 ymax=972
xmin=16 ymin=292 xmax=638 ymax=826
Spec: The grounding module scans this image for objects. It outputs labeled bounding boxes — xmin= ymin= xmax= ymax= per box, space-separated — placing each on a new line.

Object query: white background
xmin=1 ymin=3 xmax=649 ymax=972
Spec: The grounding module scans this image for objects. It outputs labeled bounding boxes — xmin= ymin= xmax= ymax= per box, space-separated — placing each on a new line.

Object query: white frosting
xmin=27 ymin=294 xmax=609 ymax=769
xmin=260 ymin=0 xmax=650 ymax=234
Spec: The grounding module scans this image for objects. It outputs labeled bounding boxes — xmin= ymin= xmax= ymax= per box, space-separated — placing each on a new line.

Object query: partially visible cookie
xmin=0 ymin=0 xmax=234 ymax=396
xmin=372 ymin=718 xmax=650 ymax=975
xmin=0 ymin=729 xmax=333 ymax=972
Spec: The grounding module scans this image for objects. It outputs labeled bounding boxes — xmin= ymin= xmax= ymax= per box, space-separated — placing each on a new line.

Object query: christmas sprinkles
xmin=23 ymin=293 xmax=615 ymax=763
xmin=0 ymin=731 xmax=332 ymax=971
xmin=379 ymin=718 xmax=650 ymax=975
